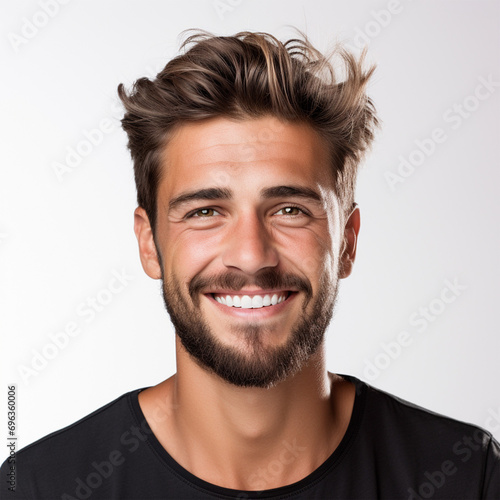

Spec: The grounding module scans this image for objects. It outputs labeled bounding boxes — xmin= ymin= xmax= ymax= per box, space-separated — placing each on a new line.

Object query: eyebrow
xmin=168 ymin=185 xmax=323 ymax=212
xmin=168 ymin=187 xmax=232 ymax=211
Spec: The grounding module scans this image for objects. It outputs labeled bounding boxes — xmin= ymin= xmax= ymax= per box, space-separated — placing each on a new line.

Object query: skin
xmin=134 ymin=115 xmax=361 ymax=491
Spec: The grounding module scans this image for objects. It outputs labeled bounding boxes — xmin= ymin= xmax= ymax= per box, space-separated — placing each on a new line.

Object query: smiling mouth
xmin=209 ymin=291 xmax=294 ymax=309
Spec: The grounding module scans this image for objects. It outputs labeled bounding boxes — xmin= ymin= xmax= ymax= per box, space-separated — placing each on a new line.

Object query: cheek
xmin=164 ymin=228 xmax=221 ymax=277
xmin=279 ymin=228 xmax=334 ymax=277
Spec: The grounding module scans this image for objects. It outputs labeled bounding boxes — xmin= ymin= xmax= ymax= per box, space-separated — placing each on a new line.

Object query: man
xmin=1 ymin=29 xmax=499 ymax=499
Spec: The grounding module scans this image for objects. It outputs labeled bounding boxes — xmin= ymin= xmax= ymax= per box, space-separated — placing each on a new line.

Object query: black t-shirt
xmin=1 ymin=375 xmax=499 ymax=499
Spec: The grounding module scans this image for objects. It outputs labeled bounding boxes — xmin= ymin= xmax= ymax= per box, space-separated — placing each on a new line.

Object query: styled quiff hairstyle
xmin=118 ymin=29 xmax=379 ymax=234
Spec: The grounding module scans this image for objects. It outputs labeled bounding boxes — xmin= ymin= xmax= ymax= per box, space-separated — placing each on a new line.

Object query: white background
xmin=1 ymin=0 xmax=499 ymax=455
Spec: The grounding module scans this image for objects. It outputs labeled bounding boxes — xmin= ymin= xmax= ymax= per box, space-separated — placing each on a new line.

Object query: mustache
xmin=188 ymin=268 xmax=313 ymax=302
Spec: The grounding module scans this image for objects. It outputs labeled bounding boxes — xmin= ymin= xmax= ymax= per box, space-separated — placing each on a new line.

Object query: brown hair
xmin=118 ymin=29 xmax=379 ymax=234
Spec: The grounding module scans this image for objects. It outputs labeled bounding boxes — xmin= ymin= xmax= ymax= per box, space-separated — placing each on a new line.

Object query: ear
xmin=339 ymin=204 xmax=361 ymax=279
xmin=134 ymin=206 xmax=162 ymax=280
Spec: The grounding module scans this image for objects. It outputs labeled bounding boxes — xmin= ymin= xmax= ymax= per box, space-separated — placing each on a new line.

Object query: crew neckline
xmin=128 ymin=373 xmax=367 ymax=499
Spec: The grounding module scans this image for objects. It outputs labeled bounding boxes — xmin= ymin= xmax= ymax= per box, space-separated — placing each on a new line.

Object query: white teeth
xmin=252 ymin=295 xmax=263 ymax=308
xmin=241 ymin=296 xmax=253 ymax=309
xmin=213 ymin=292 xmax=289 ymax=308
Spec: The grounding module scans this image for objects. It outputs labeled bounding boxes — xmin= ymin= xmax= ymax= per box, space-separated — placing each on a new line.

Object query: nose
xmin=221 ymin=211 xmax=279 ymax=275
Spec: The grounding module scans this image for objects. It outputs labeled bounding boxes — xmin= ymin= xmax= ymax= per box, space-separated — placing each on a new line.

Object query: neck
xmin=139 ymin=338 xmax=355 ymax=491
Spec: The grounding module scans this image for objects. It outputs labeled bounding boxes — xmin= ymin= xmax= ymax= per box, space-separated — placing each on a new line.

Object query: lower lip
xmin=205 ymin=292 xmax=298 ymax=319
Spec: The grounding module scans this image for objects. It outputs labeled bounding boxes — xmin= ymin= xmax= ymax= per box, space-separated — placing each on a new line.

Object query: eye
xmin=189 ymin=208 xmax=221 ymax=218
xmin=274 ymin=205 xmax=307 ymax=216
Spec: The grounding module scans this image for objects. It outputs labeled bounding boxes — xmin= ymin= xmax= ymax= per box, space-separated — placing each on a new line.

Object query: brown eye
xmin=193 ymin=208 xmax=219 ymax=217
xmin=276 ymin=206 xmax=303 ymax=216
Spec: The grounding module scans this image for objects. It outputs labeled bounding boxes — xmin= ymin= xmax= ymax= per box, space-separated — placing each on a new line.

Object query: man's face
xmin=137 ymin=115 xmax=356 ymax=388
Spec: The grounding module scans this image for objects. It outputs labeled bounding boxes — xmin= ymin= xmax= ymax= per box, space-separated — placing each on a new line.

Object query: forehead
xmin=158 ymin=115 xmax=334 ymax=197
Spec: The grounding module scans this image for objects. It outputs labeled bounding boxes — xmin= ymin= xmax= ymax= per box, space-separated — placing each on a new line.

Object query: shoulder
xmin=344 ymin=374 xmax=500 ymax=496
xmin=0 ymin=389 xmax=145 ymax=499
xmin=18 ymin=389 xmax=141 ymax=457
xmin=360 ymin=376 xmax=495 ymax=445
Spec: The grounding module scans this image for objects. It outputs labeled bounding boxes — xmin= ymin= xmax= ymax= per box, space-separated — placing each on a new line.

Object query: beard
xmin=159 ymin=262 xmax=340 ymax=389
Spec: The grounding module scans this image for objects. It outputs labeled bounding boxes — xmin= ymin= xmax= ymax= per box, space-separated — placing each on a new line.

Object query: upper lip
xmin=205 ymin=288 xmax=298 ymax=296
